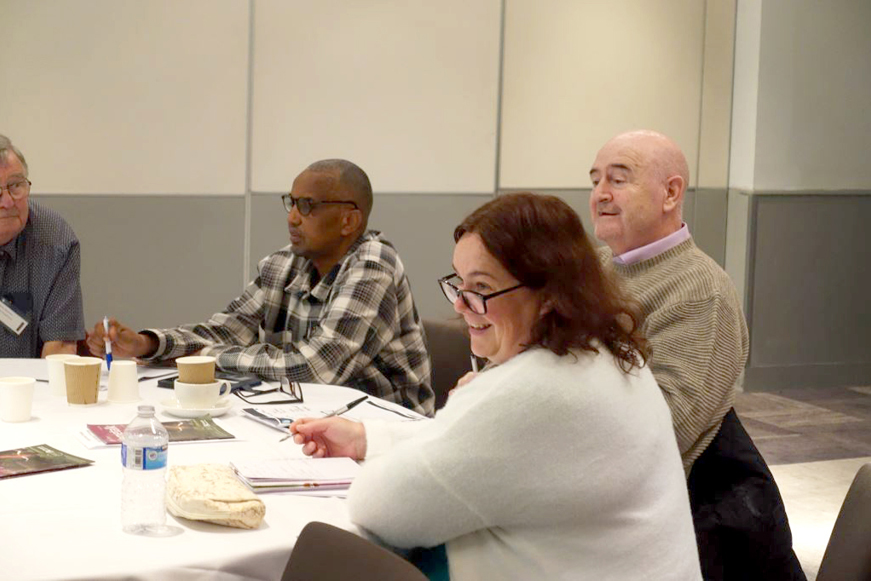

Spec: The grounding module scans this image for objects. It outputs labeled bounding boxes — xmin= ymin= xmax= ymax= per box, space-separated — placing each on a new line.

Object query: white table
xmin=0 ymin=359 xmax=415 ymax=581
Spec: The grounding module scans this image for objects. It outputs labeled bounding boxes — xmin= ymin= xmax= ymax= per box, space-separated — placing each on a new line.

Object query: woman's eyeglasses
xmin=437 ymin=274 xmax=525 ymax=315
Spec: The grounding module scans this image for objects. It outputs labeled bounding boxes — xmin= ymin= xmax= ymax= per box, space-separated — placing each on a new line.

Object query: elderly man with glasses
xmin=89 ymin=159 xmax=434 ymax=416
xmin=0 ymin=134 xmax=84 ymax=358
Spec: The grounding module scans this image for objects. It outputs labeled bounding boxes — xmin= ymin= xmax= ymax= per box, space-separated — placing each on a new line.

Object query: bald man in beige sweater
xmin=589 ymin=130 xmax=805 ymax=581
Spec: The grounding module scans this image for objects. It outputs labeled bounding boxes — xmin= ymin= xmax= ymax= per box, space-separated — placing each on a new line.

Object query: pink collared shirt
xmin=613 ymin=224 xmax=691 ymax=265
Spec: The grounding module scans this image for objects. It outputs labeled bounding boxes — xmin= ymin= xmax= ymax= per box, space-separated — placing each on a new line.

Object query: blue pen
xmin=102 ymin=316 xmax=113 ymax=370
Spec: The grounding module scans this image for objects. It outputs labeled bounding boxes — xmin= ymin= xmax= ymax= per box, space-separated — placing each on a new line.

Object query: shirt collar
xmin=613 ymin=224 xmax=690 ymax=265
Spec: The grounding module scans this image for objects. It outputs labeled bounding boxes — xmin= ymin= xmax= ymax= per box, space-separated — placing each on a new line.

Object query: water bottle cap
xmin=137 ymin=405 xmax=156 ymax=416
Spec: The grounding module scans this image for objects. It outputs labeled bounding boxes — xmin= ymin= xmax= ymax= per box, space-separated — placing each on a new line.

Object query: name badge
xmin=0 ymin=297 xmax=28 ymax=335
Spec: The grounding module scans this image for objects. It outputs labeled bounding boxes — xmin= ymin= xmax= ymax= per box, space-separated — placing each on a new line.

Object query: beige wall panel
xmin=251 ymin=0 xmax=501 ymax=194
xmin=0 ymin=0 xmax=249 ymax=195
xmin=500 ymin=0 xmax=705 ymax=189
xmin=696 ymin=0 xmax=736 ymax=189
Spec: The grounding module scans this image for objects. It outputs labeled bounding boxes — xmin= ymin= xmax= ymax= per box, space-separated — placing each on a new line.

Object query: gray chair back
xmin=816 ymin=462 xmax=871 ymax=581
xmin=422 ymin=317 xmax=471 ymax=411
xmin=281 ymin=521 xmax=427 ymax=581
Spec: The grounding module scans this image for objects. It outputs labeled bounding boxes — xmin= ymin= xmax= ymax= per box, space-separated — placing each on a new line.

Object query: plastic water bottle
xmin=121 ymin=405 xmax=169 ymax=535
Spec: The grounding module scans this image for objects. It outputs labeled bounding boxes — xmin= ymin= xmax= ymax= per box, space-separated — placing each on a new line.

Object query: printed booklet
xmin=0 ymin=444 xmax=94 ymax=479
xmin=80 ymin=417 xmax=235 ymax=448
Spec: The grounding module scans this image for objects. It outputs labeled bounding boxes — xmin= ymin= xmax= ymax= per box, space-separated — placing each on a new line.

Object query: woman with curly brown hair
xmin=291 ymin=193 xmax=700 ymax=580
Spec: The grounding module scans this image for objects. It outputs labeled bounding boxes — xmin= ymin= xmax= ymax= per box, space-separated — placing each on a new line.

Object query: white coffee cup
xmin=46 ymin=354 xmax=81 ymax=397
xmin=174 ymin=380 xmax=229 ymax=409
xmin=107 ymin=360 xmax=140 ymax=403
xmin=0 ymin=376 xmax=36 ymax=422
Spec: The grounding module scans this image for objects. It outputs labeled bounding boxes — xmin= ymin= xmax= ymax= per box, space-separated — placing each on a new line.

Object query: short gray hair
xmin=0 ymin=134 xmax=28 ymax=176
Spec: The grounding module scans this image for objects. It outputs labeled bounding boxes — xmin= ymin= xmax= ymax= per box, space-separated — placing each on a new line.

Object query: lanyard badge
xmin=0 ymin=296 xmax=29 ymax=335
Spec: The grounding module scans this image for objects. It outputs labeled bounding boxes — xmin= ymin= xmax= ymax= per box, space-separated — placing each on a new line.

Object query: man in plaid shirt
xmin=89 ymin=159 xmax=434 ymax=416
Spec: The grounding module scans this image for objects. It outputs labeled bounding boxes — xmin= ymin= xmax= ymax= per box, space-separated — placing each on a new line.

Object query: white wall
xmin=251 ymin=0 xmax=502 ymax=194
xmin=0 ymin=0 xmax=249 ymax=195
xmin=2 ymin=0 xmax=733 ymax=324
xmin=500 ymin=0 xmax=706 ymax=189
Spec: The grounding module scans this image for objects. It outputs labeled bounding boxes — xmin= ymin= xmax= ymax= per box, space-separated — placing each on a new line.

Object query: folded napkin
xmin=166 ymin=464 xmax=265 ymax=529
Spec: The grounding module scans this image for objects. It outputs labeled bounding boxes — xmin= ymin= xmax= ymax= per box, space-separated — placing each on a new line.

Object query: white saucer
xmin=160 ymin=397 xmax=232 ymax=418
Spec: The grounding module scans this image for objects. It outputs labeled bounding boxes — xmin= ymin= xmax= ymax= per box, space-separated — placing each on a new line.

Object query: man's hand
xmin=289 ymin=417 xmax=367 ymax=460
xmin=41 ymin=340 xmax=77 ymax=358
xmin=86 ymin=318 xmax=157 ymax=359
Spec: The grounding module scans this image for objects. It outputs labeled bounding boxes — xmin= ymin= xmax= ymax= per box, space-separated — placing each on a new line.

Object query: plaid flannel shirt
xmin=143 ymin=231 xmax=434 ymax=416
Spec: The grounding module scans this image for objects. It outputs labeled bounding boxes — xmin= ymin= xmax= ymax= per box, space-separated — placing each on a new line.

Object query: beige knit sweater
xmin=599 ymin=238 xmax=749 ymax=473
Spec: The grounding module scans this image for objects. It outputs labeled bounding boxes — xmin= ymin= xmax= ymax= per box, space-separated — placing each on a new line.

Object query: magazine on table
xmin=230 ymin=456 xmax=360 ymax=496
xmin=78 ymin=417 xmax=236 ymax=448
xmin=0 ymin=444 xmax=94 ymax=479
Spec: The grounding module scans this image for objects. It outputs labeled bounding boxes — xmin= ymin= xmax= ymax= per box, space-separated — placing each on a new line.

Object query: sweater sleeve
xmin=347 ymin=352 xmax=596 ymax=548
xmin=644 ymin=291 xmax=748 ymax=466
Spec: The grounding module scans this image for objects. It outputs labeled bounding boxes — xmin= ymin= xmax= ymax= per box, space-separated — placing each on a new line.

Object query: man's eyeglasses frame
xmin=0 ymin=179 xmax=31 ymax=200
xmin=282 ymin=194 xmax=358 ymax=216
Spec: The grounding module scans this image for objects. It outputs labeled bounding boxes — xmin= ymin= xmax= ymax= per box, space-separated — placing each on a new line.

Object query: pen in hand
xmin=103 ymin=316 xmax=113 ymax=370
xmin=470 ymin=354 xmax=479 ymax=373
xmin=279 ymin=395 xmax=369 ymax=443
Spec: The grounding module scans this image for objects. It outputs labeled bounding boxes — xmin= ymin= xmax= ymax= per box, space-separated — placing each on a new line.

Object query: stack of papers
xmin=230 ymin=457 xmax=360 ymax=497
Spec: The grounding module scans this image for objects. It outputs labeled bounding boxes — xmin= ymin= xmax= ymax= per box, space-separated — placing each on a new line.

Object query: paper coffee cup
xmin=46 ymin=354 xmax=81 ymax=397
xmin=107 ymin=360 xmax=140 ymax=403
xmin=0 ymin=377 xmax=36 ymax=422
xmin=174 ymin=380 xmax=228 ymax=409
xmin=176 ymin=356 xmax=216 ymax=384
xmin=64 ymin=357 xmax=103 ymax=405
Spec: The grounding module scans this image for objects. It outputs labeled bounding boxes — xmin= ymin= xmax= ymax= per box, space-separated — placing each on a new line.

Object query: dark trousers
xmin=687 ymin=409 xmax=807 ymax=581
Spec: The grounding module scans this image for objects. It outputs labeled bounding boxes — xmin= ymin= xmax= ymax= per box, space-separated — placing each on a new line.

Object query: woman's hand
xmin=289 ymin=417 xmax=367 ymax=460
xmin=448 ymin=371 xmax=478 ymax=399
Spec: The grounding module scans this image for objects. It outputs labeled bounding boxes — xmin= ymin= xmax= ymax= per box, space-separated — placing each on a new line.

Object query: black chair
xmin=816 ymin=462 xmax=871 ymax=581
xmin=281 ymin=521 xmax=427 ymax=581
xmin=422 ymin=317 xmax=471 ymax=411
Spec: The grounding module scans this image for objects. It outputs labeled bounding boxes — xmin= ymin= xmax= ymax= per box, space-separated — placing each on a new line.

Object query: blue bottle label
xmin=121 ymin=444 xmax=168 ymax=470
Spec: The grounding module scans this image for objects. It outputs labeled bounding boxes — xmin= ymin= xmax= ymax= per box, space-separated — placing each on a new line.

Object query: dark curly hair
xmin=454 ymin=192 xmax=647 ymax=372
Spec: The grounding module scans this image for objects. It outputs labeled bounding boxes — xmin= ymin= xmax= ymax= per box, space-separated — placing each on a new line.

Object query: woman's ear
xmin=539 ymin=296 xmax=555 ymax=317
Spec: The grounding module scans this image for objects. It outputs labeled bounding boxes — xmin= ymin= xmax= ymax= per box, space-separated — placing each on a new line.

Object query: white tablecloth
xmin=0 ymin=359 xmax=412 ymax=581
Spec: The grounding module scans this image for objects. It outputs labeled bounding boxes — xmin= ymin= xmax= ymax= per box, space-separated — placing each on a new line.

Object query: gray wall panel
xmin=35 ymin=195 xmax=245 ymax=332
xmin=249 ymin=193 xmax=492 ymax=320
xmin=744 ymin=193 xmax=871 ymax=389
xmin=687 ymin=189 xmax=728 ymax=267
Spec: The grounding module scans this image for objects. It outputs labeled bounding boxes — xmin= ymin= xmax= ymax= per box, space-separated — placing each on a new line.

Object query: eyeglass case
xmin=166 ymin=463 xmax=265 ymax=529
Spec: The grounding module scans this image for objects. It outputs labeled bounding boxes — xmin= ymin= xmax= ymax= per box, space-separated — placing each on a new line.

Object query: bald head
xmin=305 ymin=159 xmax=373 ymax=224
xmin=605 ymin=130 xmax=689 ymax=195
xmin=588 ymin=130 xmax=689 ymax=255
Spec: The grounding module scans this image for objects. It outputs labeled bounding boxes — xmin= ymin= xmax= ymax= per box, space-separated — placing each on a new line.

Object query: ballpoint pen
xmin=470 ymin=354 xmax=479 ymax=373
xmin=279 ymin=395 xmax=369 ymax=442
xmin=103 ymin=316 xmax=113 ymax=370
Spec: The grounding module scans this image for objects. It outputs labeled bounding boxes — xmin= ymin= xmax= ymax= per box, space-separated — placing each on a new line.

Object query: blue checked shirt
xmin=143 ymin=231 xmax=434 ymax=416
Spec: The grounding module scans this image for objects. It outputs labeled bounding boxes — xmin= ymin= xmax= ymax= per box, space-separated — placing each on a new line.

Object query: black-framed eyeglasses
xmin=233 ymin=377 xmax=303 ymax=405
xmin=0 ymin=179 xmax=31 ymax=200
xmin=438 ymin=274 xmax=525 ymax=315
xmin=282 ymin=194 xmax=358 ymax=216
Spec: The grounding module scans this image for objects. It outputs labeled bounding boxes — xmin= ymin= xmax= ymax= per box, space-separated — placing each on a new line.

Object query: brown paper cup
xmin=64 ymin=357 xmax=103 ymax=405
xmin=176 ymin=356 xmax=216 ymax=384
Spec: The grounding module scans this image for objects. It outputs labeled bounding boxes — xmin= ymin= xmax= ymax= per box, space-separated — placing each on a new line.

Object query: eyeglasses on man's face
xmin=438 ymin=274 xmax=525 ymax=315
xmin=232 ymin=377 xmax=303 ymax=405
xmin=282 ymin=194 xmax=358 ymax=216
xmin=0 ymin=179 xmax=31 ymax=200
